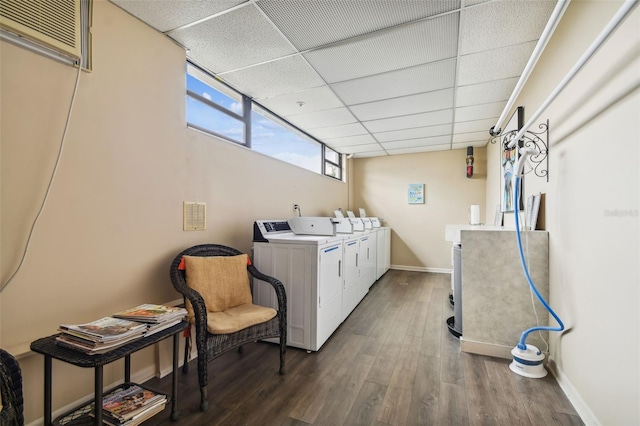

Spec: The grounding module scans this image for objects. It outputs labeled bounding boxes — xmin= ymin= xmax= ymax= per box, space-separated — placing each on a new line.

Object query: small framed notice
xmin=408 ymin=183 xmax=424 ymax=204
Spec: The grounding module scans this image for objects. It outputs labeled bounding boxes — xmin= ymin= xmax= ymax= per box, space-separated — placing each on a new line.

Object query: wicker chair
xmin=0 ymin=349 xmax=23 ymax=426
xmin=169 ymin=244 xmax=286 ymax=411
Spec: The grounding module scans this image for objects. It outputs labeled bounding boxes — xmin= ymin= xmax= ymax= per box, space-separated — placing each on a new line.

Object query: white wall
xmin=0 ymin=2 xmax=346 ymax=423
xmin=486 ymin=1 xmax=639 ymax=424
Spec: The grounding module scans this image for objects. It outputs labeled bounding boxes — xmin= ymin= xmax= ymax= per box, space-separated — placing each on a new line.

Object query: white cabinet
xmin=341 ymin=232 xmax=376 ymax=321
xmin=376 ymin=227 xmax=391 ymax=280
xmin=253 ymin=240 xmax=343 ymax=352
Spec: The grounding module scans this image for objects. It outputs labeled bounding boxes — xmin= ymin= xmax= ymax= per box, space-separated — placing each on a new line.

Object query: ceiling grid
xmin=111 ymin=0 xmax=559 ymax=158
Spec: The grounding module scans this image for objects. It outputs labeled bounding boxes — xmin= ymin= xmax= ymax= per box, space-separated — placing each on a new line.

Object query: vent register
xmin=0 ymin=0 xmax=81 ymax=59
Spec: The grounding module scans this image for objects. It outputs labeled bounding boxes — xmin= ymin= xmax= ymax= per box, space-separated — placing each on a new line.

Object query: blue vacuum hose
xmin=514 ymin=176 xmax=564 ymax=350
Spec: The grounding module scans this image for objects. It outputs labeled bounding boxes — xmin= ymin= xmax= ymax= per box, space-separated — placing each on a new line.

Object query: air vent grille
xmin=0 ymin=0 xmax=80 ymax=57
xmin=183 ymin=202 xmax=206 ymax=231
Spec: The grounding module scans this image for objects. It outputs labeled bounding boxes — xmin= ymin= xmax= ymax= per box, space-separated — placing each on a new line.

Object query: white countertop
xmin=445 ymin=224 xmax=508 ymax=243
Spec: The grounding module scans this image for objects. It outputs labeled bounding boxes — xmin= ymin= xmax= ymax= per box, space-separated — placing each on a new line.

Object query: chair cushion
xmin=206 ymin=304 xmax=277 ymax=334
xmin=183 ymin=254 xmax=253 ymax=319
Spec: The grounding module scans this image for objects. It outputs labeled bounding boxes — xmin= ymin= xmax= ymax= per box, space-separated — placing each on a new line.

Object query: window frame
xmin=186 ymin=61 xmax=343 ymax=181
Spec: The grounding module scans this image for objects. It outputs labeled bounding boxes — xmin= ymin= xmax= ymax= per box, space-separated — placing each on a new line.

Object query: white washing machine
xmin=252 ymin=220 xmax=345 ymax=351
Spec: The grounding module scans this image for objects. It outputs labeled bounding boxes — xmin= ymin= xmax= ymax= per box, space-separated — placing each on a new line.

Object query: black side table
xmin=30 ymin=321 xmax=189 ymax=425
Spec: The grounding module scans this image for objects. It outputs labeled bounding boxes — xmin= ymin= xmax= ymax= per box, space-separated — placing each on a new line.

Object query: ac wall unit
xmin=0 ymin=0 xmax=81 ymax=60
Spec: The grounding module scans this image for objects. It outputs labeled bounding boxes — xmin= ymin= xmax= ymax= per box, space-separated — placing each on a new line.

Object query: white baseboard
xmin=391 ymin=265 xmax=452 ymax=274
xmin=547 ymin=358 xmax=599 ymax=426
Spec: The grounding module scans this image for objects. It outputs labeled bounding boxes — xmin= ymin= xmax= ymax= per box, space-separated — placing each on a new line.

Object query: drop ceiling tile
xmin=331 ymin=59 xmax=456 ymax=105
xmin=334 ymin=143 xmax=382 ymax=154
xmin=456 ymin=77 xmax=519 ymax=107
xmin=381 ymin=135 xmax=450 ymax=150
xmin=325 ymin=134 xmax=377 ymax=147
xmin=309 ymin=123 xmax=369 ymax=140
xmin=221 ymin=55 xmax=325 ymax=99
xmin=452 ymin=141 xmax=488 ymax=150
xmin=257 ymin=86 xmax=343 ymax=117
xmin=457 ymin=41 xmax=537 ymax=86
xmin=460 ymin=0 xmax=556 ymax=55
xmin=452 ymin=131 xmax=490 ymax=144
xmin=286 ymin=108 xmax=357 ymax=131
xmin=386 ymin=144 xmax=451 ymax=155
xmin=303 ymin=12 xmax=459 ymax=84
xmin=350 ymin=88 xmax=454 ymax=121
xmin=353 ymin=151 xmax=389 ymax=158
xmin=374 ymin=124 xmax=452 ymax=142
xmin=171 ymin=5 xmax=296 ymax=73
xmin=112 ymin=0 xmax=246 ymax=32
xmin=455 ymin=102 xmax=502 ymax=122
xmin=257 ymin=0 xmax=461 ymax=51
xmin=363 ymin=109 xmax=453 ymax=133
xmin=454 ymin=118 xmax=497 ymax=134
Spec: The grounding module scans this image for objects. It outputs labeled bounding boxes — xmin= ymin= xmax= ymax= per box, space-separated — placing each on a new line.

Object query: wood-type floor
xmin=144 ymin=269 xmax=583 ymax=426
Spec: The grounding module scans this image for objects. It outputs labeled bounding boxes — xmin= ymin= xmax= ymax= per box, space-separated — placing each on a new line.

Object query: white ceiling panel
xmin=303 ymin=12 xmax=459 ymax=83
xmin=454 ymin=117 xmax=498 ymax=134
xmin=386 ymin=144 xmax=452 ymax=155
xmin=381 ymin=135 xmax=451 ymax=150
xmin=455 ymin=102 xmax=503 ymax=122
xmin=309 ymin=123 xmax=369 ymax=140
xmin=457 ymin=41 xmax=537 ymax=86
xmin=324 ymin=134 xmax=378 ymax=147
xmin=452 ymin=141 xmax=488 ymax=150
xmin=111 ymin=0 xmax=246 ymax=32
xmin=286 ymin=107 xmax=357 ymax=130
xmin=363 ymin=109 xmax=453 ymax=133
xmin=374 ymin=124 xmax=452 ymax=142
xmin=257 ymin=0 xmax=461 ymax=51
xmin=171 ymin=5 xmax=296 ymax=74
xmin=330 ymin=59 xmax=456 ymax=105
xmin=353 ymin=151 xmax=389 ymax=158
xmin=456 ymin=77 xmax=519 ymax=107
xmin=350 ymin=88 xmax=454 ymax=122
xmin=114 ymin=0 xmax=561 ymax=157
xmin=258 ymin=86 xmax=343 ymax=116
xmin=221 ymin=55 xmax=325 ymax=99
xmin=460 ymin=0 xmax=556 ymax=55
xmin=452 ymin=131 xmax=491 ymax=144
xmin=334 ymin=143 xmax=383 ymax=154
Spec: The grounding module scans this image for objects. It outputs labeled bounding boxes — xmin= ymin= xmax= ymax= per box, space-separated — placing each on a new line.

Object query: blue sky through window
xmin=186 ymin=67 xmax=323 ymax=175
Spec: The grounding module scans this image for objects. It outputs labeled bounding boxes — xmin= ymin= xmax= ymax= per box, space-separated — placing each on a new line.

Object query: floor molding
xmin=548 ymin=359 xmax=599 ymax=426
xmin=391 ymin=265 xmax=451 ymax=274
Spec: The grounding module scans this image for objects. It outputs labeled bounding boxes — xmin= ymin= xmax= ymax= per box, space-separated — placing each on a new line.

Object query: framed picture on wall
xmin=500 ymin=107 xmax=525 ymax=213
xmin=408 ymin=183 xmax=424 ymax=204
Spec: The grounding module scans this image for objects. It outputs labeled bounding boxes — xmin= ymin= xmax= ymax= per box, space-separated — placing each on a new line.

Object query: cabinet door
xmin=359 ymin=235 xmax=376 ymax=290
xmin=342 ymin=238 xmax=360 ymax=321
xmin=317 ymin=243 xmax=343 ymax=348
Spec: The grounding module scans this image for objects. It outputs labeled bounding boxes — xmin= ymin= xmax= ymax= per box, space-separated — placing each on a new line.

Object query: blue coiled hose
xmin=514 ymin=176 xmax=565 ymax=350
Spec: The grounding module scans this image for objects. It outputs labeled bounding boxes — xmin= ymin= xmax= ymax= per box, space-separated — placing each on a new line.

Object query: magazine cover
xmin=113 ymin=304 xmax=187 ymax=323
xmin=102 ymin=385 xmax=165 ymax=420
xmin=59 ymin=317 xmax=147 ymax=341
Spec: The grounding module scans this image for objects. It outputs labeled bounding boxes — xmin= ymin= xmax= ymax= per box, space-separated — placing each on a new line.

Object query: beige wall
xmin=485 ymin=1 xmax=639 ymax=424
xmin=0 ymin=1 xmax=346 ymax=423
xmin=352 ymin=148 xmax=486 ymax=270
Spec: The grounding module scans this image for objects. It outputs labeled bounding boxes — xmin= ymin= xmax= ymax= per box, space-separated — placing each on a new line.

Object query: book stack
xmin=56 ymin=317 xmax=147 ymax=355
xmin=97 ymin=384 xmax=167 ymax=426
xmin=112 ymin=304 xmax=187 ymax=337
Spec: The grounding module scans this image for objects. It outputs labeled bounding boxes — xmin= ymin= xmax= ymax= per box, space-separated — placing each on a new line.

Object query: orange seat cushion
xmin=206 ymin=304 xmax=277 ymax=334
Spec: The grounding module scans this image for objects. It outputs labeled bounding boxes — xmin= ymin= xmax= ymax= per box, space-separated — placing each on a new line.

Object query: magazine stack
xmin=56 ymin=317 xmax=147 ymax=355
xmin=112 ymin=304 xmax=187 ymax=336
xmin=96 ymin=384 xmax=167 ymax=426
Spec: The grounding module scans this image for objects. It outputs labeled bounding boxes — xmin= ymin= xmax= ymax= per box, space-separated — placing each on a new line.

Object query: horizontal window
xmin=186 ymin=62 xmax=342 ymax=180
xmin=252 ymin=105 xmax=321 ymax=174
